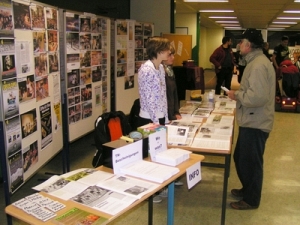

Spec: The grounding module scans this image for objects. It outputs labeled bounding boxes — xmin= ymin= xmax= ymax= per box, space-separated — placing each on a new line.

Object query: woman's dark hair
xmin=146 ymin=37 xmax=170 ymax=60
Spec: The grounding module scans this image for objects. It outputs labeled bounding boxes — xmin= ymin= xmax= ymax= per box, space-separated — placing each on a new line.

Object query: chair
xmin=92 ymin=111 xmax=131 ymax=167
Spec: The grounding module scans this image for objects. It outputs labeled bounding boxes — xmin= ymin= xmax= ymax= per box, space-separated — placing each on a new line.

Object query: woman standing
xmin=138 ymin=37 xmax=170 ymax=126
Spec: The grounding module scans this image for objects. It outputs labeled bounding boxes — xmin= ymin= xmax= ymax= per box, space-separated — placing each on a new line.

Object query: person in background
xmin=272 ymin=36 xmax=289 ymax=70
xmin=138 ymin=36 xmax=170 ymax=127
xmin=236 ymin=40 xmax=246 ymax=83
xmin=163 ymin=45 xmax=182 ymax=121
xmin=262 ymin=42 xmax=272 ymax=61
xmin=277 ymin=56 xmax=300 ymax=97
xmin=163 ymin=45 xmax=183 ymax=187
xmin=226 ymin=29 xmax=275 ymax=210
xmin=210 ymin=36 xmax=236 ymax=94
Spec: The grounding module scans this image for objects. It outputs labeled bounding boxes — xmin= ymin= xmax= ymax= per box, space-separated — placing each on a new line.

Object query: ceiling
xmin=176 ymin=0 xmax=300 ymax=30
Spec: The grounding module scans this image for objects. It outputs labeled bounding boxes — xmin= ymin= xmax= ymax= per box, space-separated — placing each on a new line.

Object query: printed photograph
xmin=66 ymin=32 xmax=80 ymax=53
xmin=91 ymin=66 xmax=101 ymax=82
xmin=34 ymin=53 xmax=48 ymax=78
xmin=47 ymin=30 xmax=58 ymax=51
xmin=20 ymin=108 xmax=37 ymax=139
xmin=2 ymin=54 xmax=16 ymax=80
xmin=33 ymin=31 xmax=46 ymax=52
xmin=13 ymin=2 xmax=31 ymax=29
xmin=30 ymin=4 xmax=45 ymax=29
xmin=80 ymin=17 xmax=91 ymax=32
xmin=66 ymin=14 xmax=79 ymax=32
xmin=36 ymin=76 xmax=49 ymax=101
xmin=80 ymin=68 xmax=92 ymax=85
xmin=18 ymin=74 xmax=35 ymax=103
xmin=67 ymin=69 xmax=80 ymax=88
xmin=23 ymin=140 xmax=38 ymax=173
xmin=45 ymin=7 xmax=57 ymax=30
xmin=80 ymin=33 xmax=91 ymax=50
xmin=49 ymin=52 xmax=59 ymax=73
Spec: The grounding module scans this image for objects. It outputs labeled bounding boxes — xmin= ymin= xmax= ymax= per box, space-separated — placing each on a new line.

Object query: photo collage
xmin=65 ymin=13 xmax=109 ymax=124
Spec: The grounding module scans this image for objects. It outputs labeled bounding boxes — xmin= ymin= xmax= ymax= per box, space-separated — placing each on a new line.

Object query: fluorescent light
xmin=184 ymin=0 xmax=228 ymax=2
xmin=268 ymin=28 xmax=285 ymax=30
xmin=199 ymin=10 xmax=234 ymax=12
xmin=209 ymin=16 xmax=237 ymax=19
xmin=273 ymin=21 xmax=297 ymax=24
xmin=269 ymin=25 xmax=290 ymax=28
xmin=294 ymin=0 xmax=300 ymax=2
xmin=277 ymin=17 xmax=300 ymax=20
xmin=283 ymin=10 xmax=300 ymax=13
xmin=224 ymin=27 xmax=242 ymax=29
xmin=215 ymin=21 xmax=239 ymax=23
xmin=220 ymin=24 xmax=240 ymax=26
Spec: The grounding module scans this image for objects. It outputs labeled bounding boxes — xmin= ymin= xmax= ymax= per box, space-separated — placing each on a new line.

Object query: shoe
xmin=153 ymin=195 xmax=162 ymax=203
xmin=230 ymin=200 xmax=258 ymax=210
xmin=159 ymin=188 xmax=168 ymax=198
xmin=174 ymin=181 xmax=183 ymax=186
xmin=231 ymin=188 xmax=243 ymax=198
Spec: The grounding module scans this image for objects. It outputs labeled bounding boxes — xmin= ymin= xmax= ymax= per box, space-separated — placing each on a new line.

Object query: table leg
xmin=221 ymin=154 xmax=231 ymax=225
xmin=167 ymin=182 xmax=175 ymax=225
xmin=148 ymin=195 xmax=153 ymax=225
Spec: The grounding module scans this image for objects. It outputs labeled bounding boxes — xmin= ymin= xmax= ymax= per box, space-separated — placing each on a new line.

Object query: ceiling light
xmin=273 ymin=21 xmax=297 ymax=24
xmin=268 ymin=28 xmax=285 ymax=30
xmin=215 ymin=21 xmax=239 ymax=23
xmin=269 ymin=25 xmax=290 ymax=28
xmin=224 ymin=27 xmax=242 ymax=29
xmin=199 ymin=10 xmax=234 ymax=13
xmin=277 ymin=17 xmax=300 ymax=20
xmin=294 ymin=0 xmax=300 ymax=2
xmin=220 ymin=24 xmax=240 ymax=26
xmin=184 ymin=0 xmax=228 ymax=2
xmin=283 ymin=10 xmax=300 ymax=13
xmin=209 ymin=16 xmax=237 ymax=19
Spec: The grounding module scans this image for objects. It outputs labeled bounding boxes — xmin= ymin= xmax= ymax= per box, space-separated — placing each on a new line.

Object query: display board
xmin=0 ymin=0 xmax=63 ymax=193
xmin=114 ymin=20 xmax=154 ymax=114
xmin=162 ymin=33 xmax=192 ymax=66
xmin=60 ymin=10 xmax=111 ymax=142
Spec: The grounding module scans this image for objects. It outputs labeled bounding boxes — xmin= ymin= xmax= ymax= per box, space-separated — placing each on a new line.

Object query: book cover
xmin=54 ymin=207 xmax=107 ymax=225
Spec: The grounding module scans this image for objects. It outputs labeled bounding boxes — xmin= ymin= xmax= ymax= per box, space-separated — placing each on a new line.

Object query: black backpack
xmin=92 ymin=111 xmax=131 ymax=167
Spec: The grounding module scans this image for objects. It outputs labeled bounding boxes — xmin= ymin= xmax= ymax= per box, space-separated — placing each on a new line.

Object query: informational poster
xmin=40 ymin=102 xmax=52 ymax=149
xmin=0 ymin=0 xmax=14 ymax=37
xmin=9 ymin=151 xmax=24 ymax=193
xmin=2 ymin=78 xmax=19 ymax=119
xmin=5 ymin=115 xmax=22 ymax=157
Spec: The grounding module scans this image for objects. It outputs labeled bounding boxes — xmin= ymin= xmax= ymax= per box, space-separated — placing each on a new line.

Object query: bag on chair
xmin=92 ymin=111 xmax=131 ymax=168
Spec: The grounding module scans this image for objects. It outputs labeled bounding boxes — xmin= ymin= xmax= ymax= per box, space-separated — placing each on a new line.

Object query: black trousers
xmin=215 ymin=67 xmax=233 ymax=94
xmin=234 ymin=127 xmax=269 ymax=206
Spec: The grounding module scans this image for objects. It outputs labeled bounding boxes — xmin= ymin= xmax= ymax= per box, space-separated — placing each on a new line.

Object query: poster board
xmin=162 ymin=33 xmax=192 ymax=66
xmin=61 ymin=10 xmax=111 ymax=142
xmin=114 ymin=20 xmax=154 ymax=114
xmin=0 ymin=1 xmax=63 ymax=194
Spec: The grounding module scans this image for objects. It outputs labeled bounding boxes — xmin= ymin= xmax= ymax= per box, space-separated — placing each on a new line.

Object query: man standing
xmin=226 ymin=29 xmax=275 ymax=210
xmin=210 ymin=36 xmax=235 ymax=94
xmin=272 ymin=35 xmax=289 ymax=70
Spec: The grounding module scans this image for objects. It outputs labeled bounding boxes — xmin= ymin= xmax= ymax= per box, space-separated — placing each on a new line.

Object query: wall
xmin=130 ymin=0 xmax=171 ymax=35
xmin=203 ymin=29 xmax=224 ymax=69
xmin=176 ymin=14 xmax=197 ymax=48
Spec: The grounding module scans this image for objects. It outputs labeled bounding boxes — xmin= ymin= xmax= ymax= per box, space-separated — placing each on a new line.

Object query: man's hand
xmin=227 ymin=90 xmax=236 ymax=101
